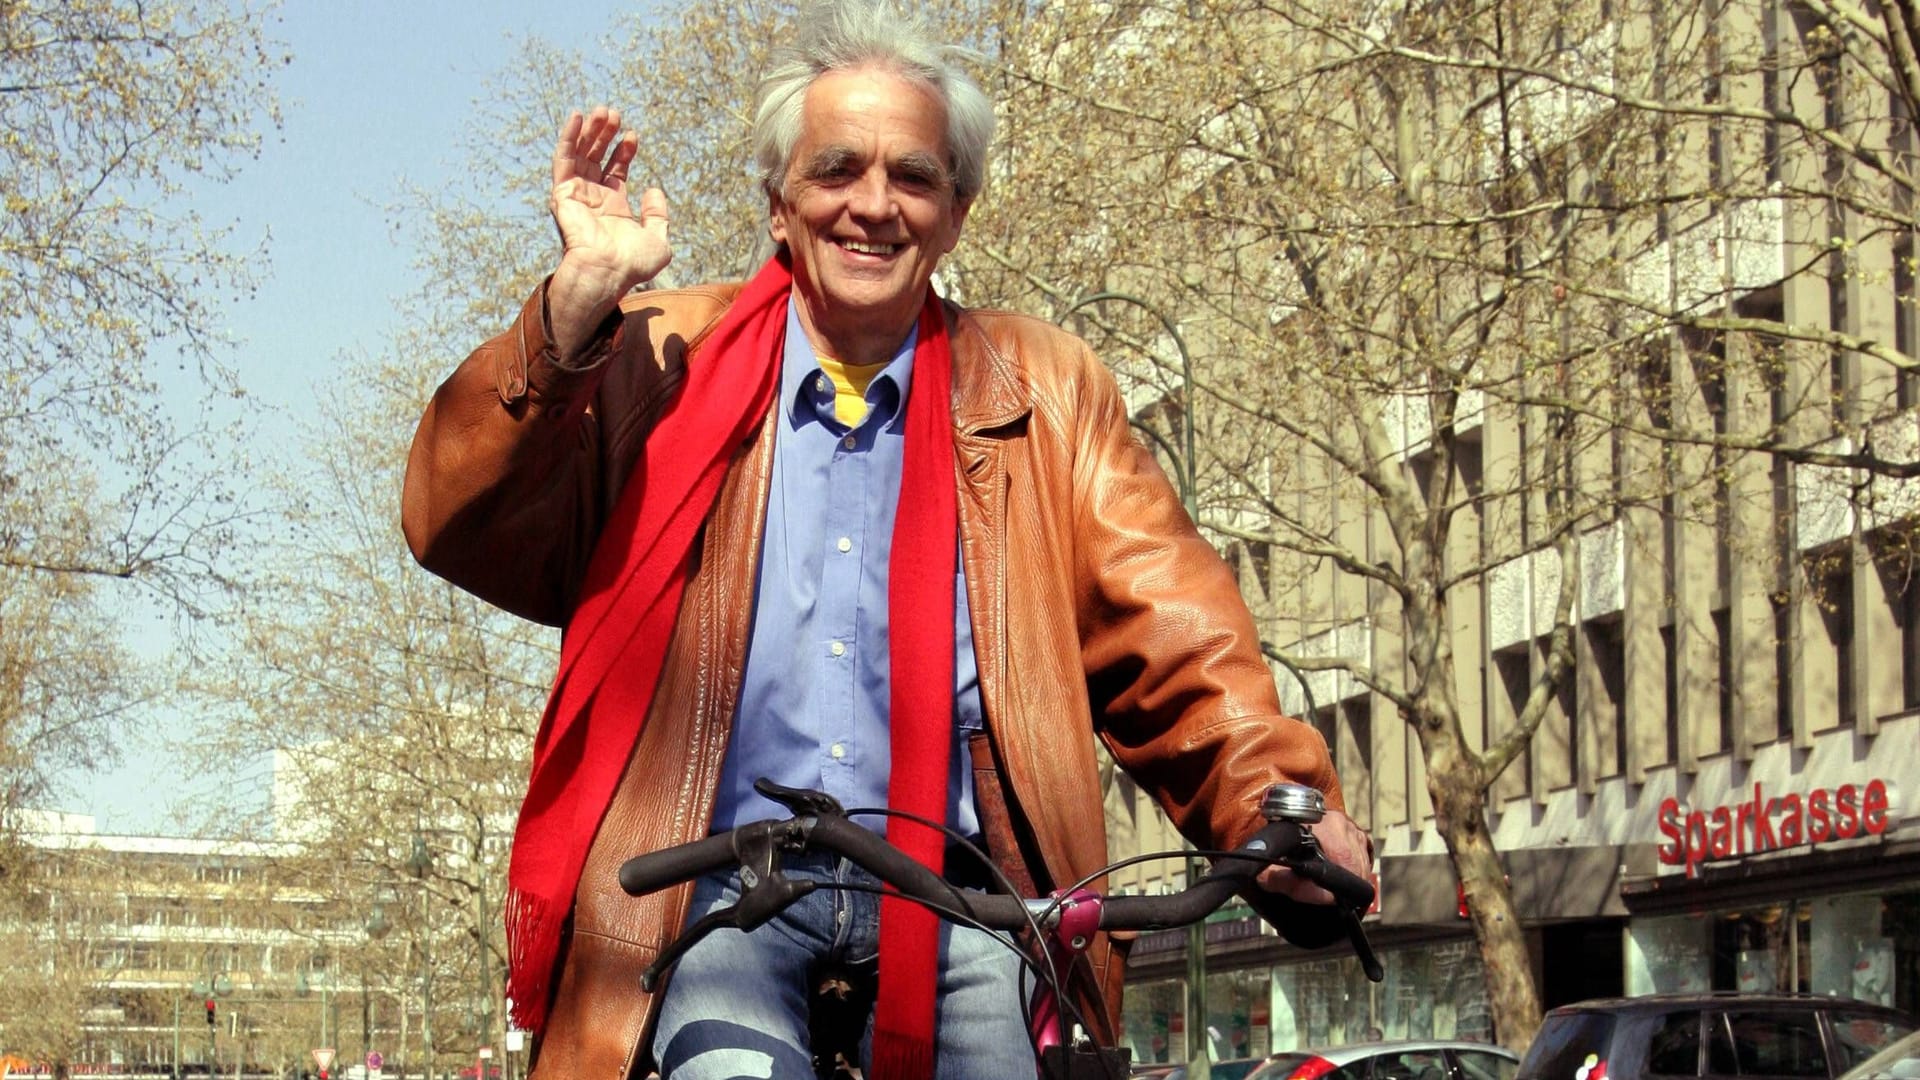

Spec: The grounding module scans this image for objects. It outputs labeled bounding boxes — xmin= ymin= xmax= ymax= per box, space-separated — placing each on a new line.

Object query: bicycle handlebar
xmin=618 ymin=790 xmax=1378 ymax=949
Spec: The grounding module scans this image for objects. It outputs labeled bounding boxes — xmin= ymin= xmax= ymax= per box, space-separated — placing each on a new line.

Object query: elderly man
xmin=401 ymin=2 xmax=1373 ymax=1077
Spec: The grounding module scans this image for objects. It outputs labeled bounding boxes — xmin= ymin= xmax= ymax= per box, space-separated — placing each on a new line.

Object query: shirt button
xmin=815 ymin=375 xmax=829 ymax=393
xmin=836 ymin=537 xmax=852 ymax=553
xmin=842 ymin=434 xmax=856 ymax=449
xmin=830 ymin=743 xmax=847 ymax=760
xmin=830 ymin=641 xmax=846 ymax=657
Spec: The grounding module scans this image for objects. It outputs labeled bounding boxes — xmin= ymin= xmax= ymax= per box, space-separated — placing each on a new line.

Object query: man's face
xmin=770 ymin=66 xmax=972 ymax=353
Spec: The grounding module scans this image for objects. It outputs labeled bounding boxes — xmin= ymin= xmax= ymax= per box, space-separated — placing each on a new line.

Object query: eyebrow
xmin=796 ymin=145 xmax=953 ymax=187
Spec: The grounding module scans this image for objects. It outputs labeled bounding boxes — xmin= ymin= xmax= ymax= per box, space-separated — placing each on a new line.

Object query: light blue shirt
xmin=711 ymin=299 xmax=984 ymax=838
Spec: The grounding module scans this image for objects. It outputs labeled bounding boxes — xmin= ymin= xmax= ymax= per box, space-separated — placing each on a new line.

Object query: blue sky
xmin=62 ymin=0 xmax=651 ymax=833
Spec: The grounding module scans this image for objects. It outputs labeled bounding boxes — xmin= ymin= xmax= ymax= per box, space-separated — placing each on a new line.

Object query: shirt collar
xmin=781 ymin=296 xmax=918 ymax=434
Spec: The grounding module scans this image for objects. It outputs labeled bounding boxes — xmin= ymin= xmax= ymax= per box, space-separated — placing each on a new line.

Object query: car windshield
xmin=1520 ymin=1012 xmax=1619 ymax=1080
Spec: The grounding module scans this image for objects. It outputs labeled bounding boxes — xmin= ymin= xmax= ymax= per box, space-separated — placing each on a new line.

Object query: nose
xmin=847 ymin=168 xmax=898 ymax=222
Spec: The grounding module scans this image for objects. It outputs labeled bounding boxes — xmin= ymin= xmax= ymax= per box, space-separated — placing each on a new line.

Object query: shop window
xmin=1712 ymin=907 xmax=1809 ymax=993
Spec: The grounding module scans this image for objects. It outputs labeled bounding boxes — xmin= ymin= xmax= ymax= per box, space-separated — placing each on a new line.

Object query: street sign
xmin=313 ymin=1048 xmax=336 ymax=1072
xmin=477 ymin=1047 xmax=493 ymax=1060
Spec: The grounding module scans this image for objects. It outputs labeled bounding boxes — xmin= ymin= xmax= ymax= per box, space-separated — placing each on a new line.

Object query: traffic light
xmin=205 ymin=999 xmax=216 ymax=1028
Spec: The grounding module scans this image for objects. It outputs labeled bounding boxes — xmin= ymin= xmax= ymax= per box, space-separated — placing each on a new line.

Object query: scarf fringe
xmin=868 ymin=1035 xmax=937 ymax=1080
xmin=504 ymin=886 xmax=559 ymax=1034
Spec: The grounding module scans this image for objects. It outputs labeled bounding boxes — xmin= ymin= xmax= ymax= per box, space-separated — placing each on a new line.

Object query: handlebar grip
xmin=619 ymin=832 xmax=741 ymax=897
xmin=1291 ymin=853 xmax=1377 ymax=913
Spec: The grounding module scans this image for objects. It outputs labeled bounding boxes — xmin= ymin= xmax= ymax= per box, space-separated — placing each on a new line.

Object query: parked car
xmin=1162 ymin=1059 xmax=1270 ymax=1080
xmin=1515 ymin=994 xmax=1913 ymax=1080
xmin=1246 ymin=1039 xmax=1520 ymax=1080
xmin=1839 ymin=1029 xmax=1920 ymax=1080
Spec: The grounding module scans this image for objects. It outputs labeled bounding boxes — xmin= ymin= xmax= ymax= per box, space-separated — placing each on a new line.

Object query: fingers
xmin=1255 ymin=810 xmax=1376 ymax=906
xmin=552 ymin=106 xmax=633 ymax=187
xmin=605 ymin=131 xmax=639 ymax=189
xmin=638 ymin=185 xmax=669 ymax=225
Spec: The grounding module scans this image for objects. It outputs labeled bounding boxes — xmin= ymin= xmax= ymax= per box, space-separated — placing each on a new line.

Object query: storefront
xmin=1621 ymin=739 xmax=1920 ymax=1015
xmin=1118 ymin=915 xmax=1495 ymax=1067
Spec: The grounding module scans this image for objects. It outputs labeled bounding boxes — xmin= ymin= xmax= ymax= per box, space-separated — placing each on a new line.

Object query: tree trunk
xmin=1429 ymin=757 xmax=1543 ymax=1051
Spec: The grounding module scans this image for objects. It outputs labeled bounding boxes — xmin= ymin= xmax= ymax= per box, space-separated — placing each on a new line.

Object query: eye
xmin=893 ymin=167 xmax=941 ymax=191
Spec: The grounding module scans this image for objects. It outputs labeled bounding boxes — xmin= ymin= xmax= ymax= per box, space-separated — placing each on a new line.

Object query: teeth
xmin=842 ymin=240 xmax=899 ymax=255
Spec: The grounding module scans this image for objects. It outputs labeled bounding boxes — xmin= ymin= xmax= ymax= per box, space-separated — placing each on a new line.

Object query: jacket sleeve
xmin=1064 ymin=343 xmax=1353 ymax=945
xmin=400 ymin=280 xmax=628 ymax=626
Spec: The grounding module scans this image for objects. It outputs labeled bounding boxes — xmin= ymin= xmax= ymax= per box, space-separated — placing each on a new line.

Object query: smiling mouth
xmin=838 ymin=238 xmax=903 ymax=256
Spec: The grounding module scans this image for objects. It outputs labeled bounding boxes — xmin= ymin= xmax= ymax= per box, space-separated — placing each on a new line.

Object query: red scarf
xmin=503 ymin=256 xmax=955 ymax=1080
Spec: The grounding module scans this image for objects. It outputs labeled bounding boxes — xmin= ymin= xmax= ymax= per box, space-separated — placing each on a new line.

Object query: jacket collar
xmin=943 ymin=299 xmax=1031 ymax=435
xmin=691 ymin=282 xmax=1032 ymax=437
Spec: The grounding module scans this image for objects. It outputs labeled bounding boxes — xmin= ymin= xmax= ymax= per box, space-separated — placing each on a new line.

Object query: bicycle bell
xmin=1261 ymin=783 xmax=1326 ymax=824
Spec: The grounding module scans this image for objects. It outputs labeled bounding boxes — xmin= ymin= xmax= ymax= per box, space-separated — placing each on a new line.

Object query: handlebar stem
xmin=1029 ymin=888 xmax=1105 ymax=1067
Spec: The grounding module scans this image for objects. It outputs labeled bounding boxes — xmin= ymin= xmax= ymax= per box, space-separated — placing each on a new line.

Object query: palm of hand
xmin=553 ymin=177 xmax=670 ymax=284
xmin=549 ymin=107 xmax=672 ymax=290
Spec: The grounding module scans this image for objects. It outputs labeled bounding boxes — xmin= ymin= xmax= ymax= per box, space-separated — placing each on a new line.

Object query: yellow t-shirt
xmin=816 ymin=354 xmax=891 ymax=428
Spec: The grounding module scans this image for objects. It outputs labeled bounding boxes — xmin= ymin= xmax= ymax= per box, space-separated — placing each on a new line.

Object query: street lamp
xmin=408 ymin=835 xmax=433 ymax=1080
xmin=365 ymin=904 xmax=392 ymax=1078
xmin=296 ymin=956 xmax=336 ymax=1069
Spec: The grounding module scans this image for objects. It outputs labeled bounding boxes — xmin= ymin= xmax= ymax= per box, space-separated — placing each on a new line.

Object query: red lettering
xmin=1835 ymin=784 xmax=1860 ymax=838
xmin=1658 ymin=798 xmax=1685 ymax=864
xmin=1864 ymin=780 xmax=1890 ymax=834
xmin=1809 ymin=789 xmax=1832 ymax=842
xmin=1779 ymin=793 xmax=1804 ymax=845
xmin=1657 ymin=778 xmax=1896 ymax=871
xmin=1751 ymin=784 xmax=1778 ymax=851
xmin=1686 ymin=812 xmax=1709 ymax=877
xmin=1710 ymin=806 xmax=1734 ymax=857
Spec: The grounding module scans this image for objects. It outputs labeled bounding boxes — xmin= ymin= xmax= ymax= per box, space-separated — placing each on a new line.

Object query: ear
xmin=768 ymin=186 xmax=790 ymax=247
xmin=942 ymin=195 xmax=974 ymax=254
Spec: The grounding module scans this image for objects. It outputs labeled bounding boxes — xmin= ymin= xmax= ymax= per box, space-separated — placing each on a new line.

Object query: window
xmin=1494 ymin=647 xmax=1531 ymax=788
xmin=1713 ymin=608 xmax=1734 ymax=751
xmin=1661 ymin=624 xmax=1679 ymax=764
xmin=1454 ymin=1051 xmax=1515 ymax=1080
xmin=1896 ymin=236 xmax=1918 ymax=410
xmin=1712 ymin=1011 xmax=1827 ymax=1077
xmin=1828 ymin=1015 xmax=1906 ymax=1073
xmin=1895 ymin=567 xmax=1920 ymax=710
xmin=1588 ymin=619 xmax=1627 ymax=776
xmin=1816 ymin=560 xmax=1855 ymax=730
xmin=1647 ymin=1011 xmax=1703 ymax=1076
xmin=1774 ymin=591 xmax=1795 ymax=741
xmin=1525 ymin=1012 xmax=1620 ymax=1080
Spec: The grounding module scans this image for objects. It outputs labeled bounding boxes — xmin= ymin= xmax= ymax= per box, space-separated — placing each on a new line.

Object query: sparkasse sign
xmin=1657 ymin=779 xmax=1898 ymax=878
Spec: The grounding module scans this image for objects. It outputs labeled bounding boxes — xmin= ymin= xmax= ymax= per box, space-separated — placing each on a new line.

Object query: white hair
xmin=751 ymin=0 xmax=996 ymax=204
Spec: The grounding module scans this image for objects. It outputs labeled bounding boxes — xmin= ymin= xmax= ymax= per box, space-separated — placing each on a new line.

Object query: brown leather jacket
xmin=402 ymin=280 xmax=1345 ymax=1080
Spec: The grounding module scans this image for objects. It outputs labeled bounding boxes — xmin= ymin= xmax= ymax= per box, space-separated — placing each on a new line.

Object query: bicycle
xmin=619 ymin=778 xmax=1384 ymax=1080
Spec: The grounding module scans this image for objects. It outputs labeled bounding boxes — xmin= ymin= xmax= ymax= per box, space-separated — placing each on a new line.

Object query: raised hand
xmin=547 ymin=106 xmax=672 ymax=361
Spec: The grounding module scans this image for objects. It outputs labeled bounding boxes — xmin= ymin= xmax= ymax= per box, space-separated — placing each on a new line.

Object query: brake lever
xmin=639 ymin=813 xmax=821 ymax=993
xmin=1263 ymin=783 xmax=1384 ymax=982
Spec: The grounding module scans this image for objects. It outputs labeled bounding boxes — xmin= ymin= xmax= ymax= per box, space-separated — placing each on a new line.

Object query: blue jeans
xmin=650 ymin=852 xmax=1033 ymax=1078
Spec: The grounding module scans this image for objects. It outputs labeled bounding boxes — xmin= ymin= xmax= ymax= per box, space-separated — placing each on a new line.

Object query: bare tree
xmin=0 ymin=0 xmax=284 ymax=847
